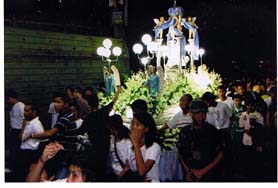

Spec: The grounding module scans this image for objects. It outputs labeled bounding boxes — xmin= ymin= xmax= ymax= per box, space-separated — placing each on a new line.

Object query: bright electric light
xmin=147 ymin=41 xmax=158 ymax=53
xmin=97 ymin=47 xmax=105 ymax=56
xmin=198 ymin=48 xmax=205 ymax=56
xmin=103 ymin=48 xmax=111 ymax=58
xmin=103 ymin=39 xmax=112 ymax=49
xmin=141 ymin=34 xmax=152 ymax=45
xmin=112 ymin=47 xmax=122 ymax=56
xmin=184 ymin=56 xmax=190 ymax=63
xmin=133 ymin=43 xmax=143 ymax=54
xmin=141 ymin=57 xmax=149 ymax=65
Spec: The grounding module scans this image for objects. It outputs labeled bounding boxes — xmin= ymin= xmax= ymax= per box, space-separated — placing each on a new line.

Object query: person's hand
xmin=129 ymin=129 xmax=143 ymax=148
xmin=40 ymin=142 xmax=64 ymax=163
xmin=118 ymin=164 xmax=130 ymax=178
xmin=191 ymin=168 xmax=206 ymax=181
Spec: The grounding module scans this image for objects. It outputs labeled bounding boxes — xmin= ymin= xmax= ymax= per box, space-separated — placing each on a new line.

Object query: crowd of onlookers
xmin=5 ymin=76 xmax=277 ymax=182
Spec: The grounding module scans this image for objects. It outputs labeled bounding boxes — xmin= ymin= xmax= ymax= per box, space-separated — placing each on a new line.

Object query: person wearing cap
xmin=177 ymin=99 xmax=225 ymax=182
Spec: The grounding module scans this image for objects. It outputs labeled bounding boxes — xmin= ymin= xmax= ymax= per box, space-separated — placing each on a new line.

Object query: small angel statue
xmin=153 ymin=16 xmax=166 ymax=39
xmin=186 ymin=16 xmax=199 ymax=39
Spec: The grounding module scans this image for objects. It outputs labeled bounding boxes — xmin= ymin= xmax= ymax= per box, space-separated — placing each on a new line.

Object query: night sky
xmin=4 ymin=0 xmax=277 ymax=79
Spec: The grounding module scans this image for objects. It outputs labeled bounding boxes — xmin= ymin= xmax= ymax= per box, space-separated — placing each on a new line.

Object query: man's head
xmin=236 ymin=84 xmax=245 ymax=95
xmin=69 ymin=102 xmax=81 ymax=120
xmin=232 ymin=94 xmax=242 ymax=108
xmin=202 ymin=92 xmax=216 ymax=107
xmin=84 ymin=87 xmax=93 ymax=97
xmin=179 ymin=94 xmax=193 ymax=113
xmin=66 ymin=86 xmax=74 ymax=99
xmin=269 ymin=87 xmax=277 ymax=100
xmin=86 ymin=93 xmax=99 ymax=111
xmin=217 ymin=85 xmax=227 ymax=99
xmin=67 ymin=155 xmax=95 ymax=182
xmin=73 ymin=87 xmax=83 ymax=99
xmin=131 ymin=99 xmax=148 ymax=115
xmin=190 ymin=99 xmax=208 ymax=125
xmin=24 ymin=104 xmax=39 ymax=121
xmin=245 ymin=99 xmax=255 ymax=113
xmin=54 ymin=94 xmax=70 ymax=113
xmin=5 ymin=89 xmax=19 ymax=105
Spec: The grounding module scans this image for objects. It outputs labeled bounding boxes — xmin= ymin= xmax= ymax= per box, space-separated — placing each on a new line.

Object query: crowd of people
xmin=5 ymin=76 xmax=277 ymax=182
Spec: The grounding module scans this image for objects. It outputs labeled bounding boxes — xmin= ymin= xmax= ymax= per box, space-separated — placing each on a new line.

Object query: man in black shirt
xmin=177 ymin=99 xmax=225 ymax=182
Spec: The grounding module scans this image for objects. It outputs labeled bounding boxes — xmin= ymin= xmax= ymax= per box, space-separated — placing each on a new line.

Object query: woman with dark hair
xmin=109 ymin=114 xmax=132 ymax=180
xmin=129 ymin=112 xmax=161 ymax=182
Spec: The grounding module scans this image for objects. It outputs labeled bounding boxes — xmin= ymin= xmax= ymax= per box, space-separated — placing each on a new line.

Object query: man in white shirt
xmin=158 ymin=94 xmax=193 ymax=132
xmin=5 ymin=89 xmax=25 ymax=171
xmin=21 ymin=104 xmax=45 ymax=150
xmin=17 ymin=103 xmax=45 ymax=181
xmin=202 ymin=92 xmax=232 ymax=130
xmin=216 ymin=85 xmax=234 ymax=110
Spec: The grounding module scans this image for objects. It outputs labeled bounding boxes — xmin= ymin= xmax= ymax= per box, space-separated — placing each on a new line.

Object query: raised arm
xmin=26 ymin=143 xmax=64 ymax=182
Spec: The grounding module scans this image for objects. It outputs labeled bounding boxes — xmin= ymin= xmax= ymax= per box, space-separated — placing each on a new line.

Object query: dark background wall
xmin=4 ymin=26 xmax=129 ymax=125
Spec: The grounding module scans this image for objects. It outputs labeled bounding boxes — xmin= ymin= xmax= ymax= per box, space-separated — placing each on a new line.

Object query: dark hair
xmin=86 ymin=93 xmax=99 ymax=109
xmin=69 ymin=102 xmax=81 ymax=118
xmin=85 ymin=87 xmax=93 ymax=92
xmin=183 ymin=93 xmax=193 ymax=102
xmin=202 ymin=92 xmax=216 ymax=102
xmin=109 ymin=114 xmax=130 ymax=139
xmin=131 ymin=99 xmax=148 ymax=114
xmin=232 ymin=94 xmax=242 ymax=100
xmin=74 ymin=87 xmax=84 ymax=96
xmin=66 ymin=86 xmax=74 ymax=93
xmin=60 ymin=94 xmax=71 ymax=104
xmin=190 ymin=99 xmax=208 ymax=113
xmin=217 ymin=85 xmax=227 ymax=91
xmin=133 ymin=113 xmax=158 ymax=148
xmin=70 ymin=154 xmax=95 ymax=182
xmin=52 ymin=92 xmax=61 ymax=100
xmin=27 ymin=103 xmax=39 ymax=115
xmin=5 ymin=89 xmax=18 ymax=99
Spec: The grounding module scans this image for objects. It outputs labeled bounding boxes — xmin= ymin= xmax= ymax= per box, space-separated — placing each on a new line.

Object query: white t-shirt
xmin=206 ymin=102 xmax=232 ymax=129
xmin=10 ymin=101 xmax=25 ymax=129
xmin=129 ymin=142 xmax=161 ymax=182
xmin=110 ymin=137 xmax=133 ymax=175
xmin=75 ymin=119 xmax=83 ymax=129
xmin=216 ymin=97 xmax=234 ymax=110
xmin=20 ymin=117 xmax=45 ymax=150
xmin=167 ymin=111 xmax=193 ymax=129
xmin=48 ymin=102 xmax=59 ymax=128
